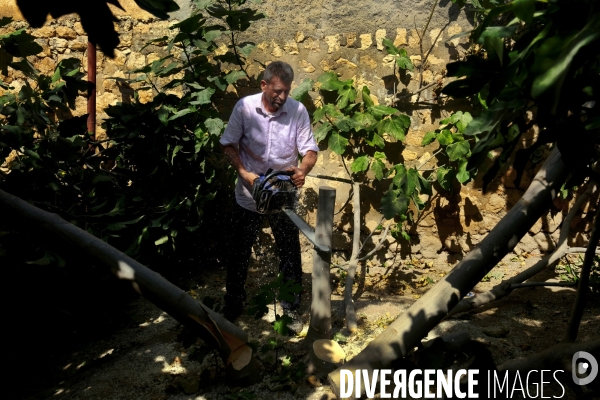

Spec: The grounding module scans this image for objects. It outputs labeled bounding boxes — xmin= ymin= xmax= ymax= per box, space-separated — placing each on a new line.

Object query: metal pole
xmin=305 ymin=186 xmax=336 ymax=345
xmin=87 ymin=41 xmax=96 ymax=138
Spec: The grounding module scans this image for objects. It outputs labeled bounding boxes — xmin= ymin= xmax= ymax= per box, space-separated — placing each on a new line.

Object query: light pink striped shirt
xmin=220 ymin=93 xmax=319 ymax=211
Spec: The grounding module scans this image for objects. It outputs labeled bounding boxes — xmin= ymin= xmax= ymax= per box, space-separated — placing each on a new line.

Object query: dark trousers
xmin=225 ymin=203 xmax=302 ymax=310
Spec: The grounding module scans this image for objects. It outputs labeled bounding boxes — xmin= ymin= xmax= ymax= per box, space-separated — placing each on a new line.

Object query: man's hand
xmin=241 ymin=170 xmax=260 ymax=188
xmin=286 ymin=166 xmax=307 ymax=188
xmin=287 ymin=150 xmax=317 ymax=188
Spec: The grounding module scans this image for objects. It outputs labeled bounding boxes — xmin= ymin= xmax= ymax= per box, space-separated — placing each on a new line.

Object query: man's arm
xmin=220 ymin=144 xmax=259 ymax=187
xmin=287 ymin=150 xmax=317 ymax=188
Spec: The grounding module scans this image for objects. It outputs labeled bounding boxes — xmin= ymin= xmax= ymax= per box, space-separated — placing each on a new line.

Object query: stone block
xmin=359 ymin=33 xmax=372 ymax=50
xmin=299 ymin=60 xmax=315 ymax=73
xmin=360 ymin=55 xmax=377 ymax=69
xmin=33 ymin=26 xmax=55 ymax=38
xmin=49 ymin=38 xmax=68 ymax=50
xmin=336 ymin=58 xmax=357 ymax=69
xmin=295 ymin=31 xmax=305 ymax=43
xmin=284 ymin=41 xmax=299 ymax=55
xmin=375 ymin=29 xmax=387 ymax=50
xmin=69 ymin=37 xmax=88 ymax=52
xmin=393 ymin=28 xmax=407 ymax=47
xmin=270 ymin=41 xmax=283 ymax=57
xmin=325 ymin=35 xmax=340 ymax=54
xmin=56 ymin=26 xmax=77 ymax=39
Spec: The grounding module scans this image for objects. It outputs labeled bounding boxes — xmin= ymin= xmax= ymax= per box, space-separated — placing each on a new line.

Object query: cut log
xmin=308 ymin=339 xmax=346 ymax=376
xmin=0 ymin=188 xmax=255 ymax=380
xmin=327 ymin=148 xmax=569 ymax=399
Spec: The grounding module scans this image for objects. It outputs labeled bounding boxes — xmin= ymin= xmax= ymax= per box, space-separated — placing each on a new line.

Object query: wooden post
xmin=305 ymin=186 xmax=336 ymax=345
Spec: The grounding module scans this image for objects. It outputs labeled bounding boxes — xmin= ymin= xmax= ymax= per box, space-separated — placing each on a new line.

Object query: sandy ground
xmin=27 ymin=246 xmax=599 ymax=400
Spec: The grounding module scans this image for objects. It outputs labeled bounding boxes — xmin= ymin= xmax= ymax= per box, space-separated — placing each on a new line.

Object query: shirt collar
xmin=256 ymin=93 xmax=288 ymax=118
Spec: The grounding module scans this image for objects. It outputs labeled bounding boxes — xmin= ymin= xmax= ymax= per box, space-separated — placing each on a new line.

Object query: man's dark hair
xmin=263 ymin=61 xmax=294 ymax=85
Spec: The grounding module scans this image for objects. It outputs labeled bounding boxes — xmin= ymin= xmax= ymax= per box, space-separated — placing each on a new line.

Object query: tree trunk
xmin=327 ymin=148 xmax=569 ymax=399
xmin=344 ymin=183 xmax=361 ymax=333
xmin=305 ymin=186 xmax=336 ymax=345
xmin=0 ymin=188 xmax=257 ymax=379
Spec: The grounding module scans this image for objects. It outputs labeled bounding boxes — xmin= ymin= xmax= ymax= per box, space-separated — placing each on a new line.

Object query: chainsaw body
xmin=251 ymin=169 xmax=297 ymax=214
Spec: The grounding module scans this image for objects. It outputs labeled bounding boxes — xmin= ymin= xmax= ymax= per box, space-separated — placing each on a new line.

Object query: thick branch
xmin=328 ymin=148 xmax=569 ymax=399
xmin=447 ymin=182 xmax=597 ymax=317
xmin=0 ymin=189 xmax=256 ymax=377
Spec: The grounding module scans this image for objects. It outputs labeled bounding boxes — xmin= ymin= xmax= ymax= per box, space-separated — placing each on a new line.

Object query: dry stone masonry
xmin=0 ymin=0 xmax=596 ymax=271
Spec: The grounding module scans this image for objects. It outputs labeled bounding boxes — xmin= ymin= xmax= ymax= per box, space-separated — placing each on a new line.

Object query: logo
xmin=572 ymin=351 xmax=598 ymax=386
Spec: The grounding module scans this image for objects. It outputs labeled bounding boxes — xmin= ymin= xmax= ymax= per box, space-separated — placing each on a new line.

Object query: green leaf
xmin=335 ymin=117 xmax=359 ymax=132
xmin=437 ymin=167 xmax=456 ymax=191
xmin=366 ymin=132 xmax=385 ymax=149
xmin=362 ymin=86 xmax=374 ymax=107
xmin=417 ymin=174 xmax=432 ymax=196
xmin=337 ymin=84 xmax=356 ymax=109
xmin=195 ymin=87 xmax=215 ymax=104
xmin=313 ymin=122 xmax=331 ymax=143
xmin=446 ymin=140 xmax=470 ymax=161
xmin=369 ymin=105 xmax=397 ymax=120
xmin=395 ymin=54 xmax=414 ymax=72
xmin=168 ymin=108 xmax=194 ymax=121
xmin=456 ymin=112 xmax=473 ymax=133
xmin=437 ymin=130 xmax=454 ymax=146
xmin=291 ymin=78 xmax=313 ymax=101
xmin=225 ymin=70 xmax=246 ymax=84
xmin=205 ymin=118 xmax=224 ymax=135
xmin=456 ymin=158 xmax=470 ymax=183
xmin=155 ymin=235 xmax=169 ymax=246
xmin=421 ymin=131 xmax=437 ymax=146
xmin=273 ymin=314 xmax=292 ymax=336
xmin=381 ymin=189 xmax=409 ymax=219
xmin=392 ymin=164 xmax=407 ymax=189
xmin=382 ymin=38 xmax=399 ymax=55
xmin=328 ymin=132 xmax=348 ymax=154
xmin=371 ymin=159 xmax=385 ymax=180
xmin=318 ymin=71 xmax=344 ymax=91
xmin=374 ymin=151 xmax=386 ymax=160
xmin=352 ymin=112 xmax=376 ymax=129
xmin=351 ymin=155 xmax=369 ymax=173
xmin=379 ymin=118 xmax=407 ymax=141
xmin=513 ymin=0 xmax=535 ymax=24
xmin=531 ymin=29 xmax=599 ymax=98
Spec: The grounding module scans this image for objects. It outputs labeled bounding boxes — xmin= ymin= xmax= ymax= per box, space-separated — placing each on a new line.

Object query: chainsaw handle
xmin=258 ymin=170 xmax=295 ymax=192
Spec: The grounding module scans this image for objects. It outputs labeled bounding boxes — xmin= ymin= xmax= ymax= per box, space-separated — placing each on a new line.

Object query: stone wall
xmin=1 ymin=0 xmax=596 ymax=269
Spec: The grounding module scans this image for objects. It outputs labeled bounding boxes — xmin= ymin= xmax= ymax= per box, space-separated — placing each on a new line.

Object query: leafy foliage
xmin=311 ymin=73 xmax=433 ymax=222
xmin=422 ymin=111 xmax=474 ymax=190
xmin=444 ymin=0 xmax=600 ymax=189
xmin=247 ymin=273 xmax=301 ymax=336
xmin=1 ymin=1 xmax=265 ymax=265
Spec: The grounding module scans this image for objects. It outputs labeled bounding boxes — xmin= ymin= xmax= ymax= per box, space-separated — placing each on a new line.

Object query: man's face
xmin=261 ymin=76 xmax=291 ymax=113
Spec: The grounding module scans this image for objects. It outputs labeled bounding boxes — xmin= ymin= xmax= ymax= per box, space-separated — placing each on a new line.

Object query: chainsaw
xmin=251 ymin=169 xmax=297 ymax=214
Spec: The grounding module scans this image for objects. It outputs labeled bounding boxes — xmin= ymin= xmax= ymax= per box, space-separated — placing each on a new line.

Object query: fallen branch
xmin=328 ymin=148 xmax=568 ymax=399
xmin=447 ymin=182 xmax=597 ymax=318
xmin=0 ymin=188 xmax=259 ymax=382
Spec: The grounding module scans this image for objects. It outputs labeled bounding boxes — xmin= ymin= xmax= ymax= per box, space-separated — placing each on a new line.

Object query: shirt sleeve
xmin=295 ymin=103 xmax=319 ymax=156
xmin=219 ymin=100 xmax=244 ymax=147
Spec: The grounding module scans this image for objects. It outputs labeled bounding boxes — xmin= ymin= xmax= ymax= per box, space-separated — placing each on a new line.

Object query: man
xmin=219 ymin=61 xmax=318 ymax=329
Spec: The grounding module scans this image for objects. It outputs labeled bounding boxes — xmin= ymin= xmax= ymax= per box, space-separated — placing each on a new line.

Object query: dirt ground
xmin=23 ymin=245 xmax=600 ymax=400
